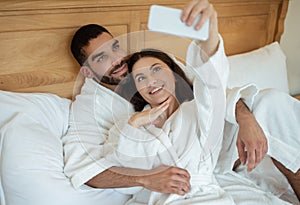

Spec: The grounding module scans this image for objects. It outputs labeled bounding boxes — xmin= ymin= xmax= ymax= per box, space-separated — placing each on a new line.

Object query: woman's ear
xmin=80 ymin=66 xmax=94 ymax=78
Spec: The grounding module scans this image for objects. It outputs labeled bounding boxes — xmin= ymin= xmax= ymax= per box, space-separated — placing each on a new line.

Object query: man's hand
xmin=235 ymin=99 xmax=268 ymax=172
xmin=181 ymin=0 xmax=219 ymax=59
xmin=88 ymin=165 xmax=190 ymax=196
xmin=137 ymin=165 xmax=191 ymax=196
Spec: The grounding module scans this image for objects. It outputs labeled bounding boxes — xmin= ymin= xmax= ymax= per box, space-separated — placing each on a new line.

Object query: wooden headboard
xmin=0 ymin=0 xmax=289 ymax=99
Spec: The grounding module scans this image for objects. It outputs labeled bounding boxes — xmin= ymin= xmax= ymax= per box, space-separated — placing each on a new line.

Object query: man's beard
xmin=100 ymin=75 xmax=123 ymax=85
xmin=93 ymin=60 xmax=128 ymax=85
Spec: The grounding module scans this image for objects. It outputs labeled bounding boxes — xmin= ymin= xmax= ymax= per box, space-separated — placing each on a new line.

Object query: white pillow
xmin=0 ymin=92 xmax=129 ymax=205
xmin=0 ymin=90 xmax=71 ymax=136
xmin=227 ymin=42 xmax=289 ymax=93
xmin=0 ymin=113 xmax=128 ymax=205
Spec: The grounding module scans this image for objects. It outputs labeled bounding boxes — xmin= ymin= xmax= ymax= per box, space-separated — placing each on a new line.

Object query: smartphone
xmin=148 ymin=5 xmax=209 ymax=41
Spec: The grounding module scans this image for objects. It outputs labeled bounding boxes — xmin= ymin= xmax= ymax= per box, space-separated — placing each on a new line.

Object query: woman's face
xmin=132 ymin=57 xmax=176 ymax=107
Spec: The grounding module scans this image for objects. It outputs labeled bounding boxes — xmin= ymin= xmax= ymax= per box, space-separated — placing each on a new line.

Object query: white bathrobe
xmin=62 ymin=36 xmax=299 ymax=204
xmin=104 ymin=39 xmax=292 ymax=205
xmin=105 ymin=36 xmax=231 ymax=204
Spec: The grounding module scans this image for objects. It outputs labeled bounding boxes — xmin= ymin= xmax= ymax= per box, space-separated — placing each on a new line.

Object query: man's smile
xmin=112 ymin=63 xmax=127 ymax=75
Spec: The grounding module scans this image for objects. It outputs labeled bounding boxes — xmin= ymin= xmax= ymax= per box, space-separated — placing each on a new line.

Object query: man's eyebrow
xmin=91 ymin=39 xmax=119 ymax=62
xmin=91 ymin=51 xmax=104 ymax=62
xmin=112 ymin=39 xmax=119 ymax=47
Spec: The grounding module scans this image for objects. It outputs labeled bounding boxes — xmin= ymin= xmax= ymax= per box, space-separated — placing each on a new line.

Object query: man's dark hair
xmin=71 ymin=24 xmax=112 ymax=66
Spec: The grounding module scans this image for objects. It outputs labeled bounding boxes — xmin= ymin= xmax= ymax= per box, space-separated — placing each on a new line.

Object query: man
xmin=63 ymin=0 xmax=300 ymax=203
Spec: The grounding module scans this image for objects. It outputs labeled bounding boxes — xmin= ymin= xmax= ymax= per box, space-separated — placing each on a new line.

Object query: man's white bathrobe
xmin=62 ymin=37 xmax=299 ymax=205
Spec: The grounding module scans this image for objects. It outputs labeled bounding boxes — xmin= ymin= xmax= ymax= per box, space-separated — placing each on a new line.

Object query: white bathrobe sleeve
xmin=185 ymin=35 xmax=228 ymax=163
xmin=225 ymin=84 xmax=259 ymax=124
xmin=105 ymin=115 xmax=166 ymax=195
xmin=183 ymin=35 xmax=261 ymax=125
xmin=106 ymin=117 xmax=162 ymax=170
xmin=62 ymin=79 xmax=134 ymax=189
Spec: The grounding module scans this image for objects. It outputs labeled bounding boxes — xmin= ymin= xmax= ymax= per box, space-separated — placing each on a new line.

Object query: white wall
xmin=280 ymin=0 xmax=300 ymax=95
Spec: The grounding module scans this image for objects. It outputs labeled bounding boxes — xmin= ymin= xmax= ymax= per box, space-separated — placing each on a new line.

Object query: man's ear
xmin=80 ymin=66 xmax=94 ymax=78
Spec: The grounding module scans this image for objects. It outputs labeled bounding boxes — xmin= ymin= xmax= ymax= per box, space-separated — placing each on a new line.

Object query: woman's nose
xmin=147 ymin=76 xmax=157 ymax=87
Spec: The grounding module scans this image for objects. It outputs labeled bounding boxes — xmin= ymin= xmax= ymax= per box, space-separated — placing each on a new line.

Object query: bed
xmin=0 ymin=0 xmax=298 ymax=204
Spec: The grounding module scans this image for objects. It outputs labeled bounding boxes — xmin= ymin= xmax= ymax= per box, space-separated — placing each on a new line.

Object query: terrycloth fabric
xmin=105 ymin=40 xmax=292 ymax=205
xmin=62 ymin=36 xmax=225 ymax=190
xmin=62 ymin=77 xmax=133 ymax=203
xmin=216 ymin=89 xmax=300 ymax=204
xmin=106 ymin=37 xmax=229 ymax=204
xmin=252 ymin=89 xmax=300 ymax=173
xmin=62 ymin=35 xmax=298 ymax=204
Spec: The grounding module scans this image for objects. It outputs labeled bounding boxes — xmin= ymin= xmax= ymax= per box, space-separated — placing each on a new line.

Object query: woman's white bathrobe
xmin=104 ymin=40 xmax=292 ymax=205
xmin=62 ymin=36 xmax=299 ymax=204
xmin=105 ymin=38 xmax=231 ymax=204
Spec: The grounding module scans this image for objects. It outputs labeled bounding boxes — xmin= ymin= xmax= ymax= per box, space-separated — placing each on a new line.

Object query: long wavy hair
xmin=115 ymin=49 xmax=194 ymax=111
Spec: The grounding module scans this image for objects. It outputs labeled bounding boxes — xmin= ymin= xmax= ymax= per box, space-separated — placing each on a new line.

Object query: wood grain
xmin=0 ymin=0 xmax=289 ymax=98
xmin=294 ymin=95 xmax=300 ymax=101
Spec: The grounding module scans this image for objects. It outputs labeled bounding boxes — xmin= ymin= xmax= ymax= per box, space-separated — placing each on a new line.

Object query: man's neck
xmin=99 ymin=80 xmax=117 ymax=91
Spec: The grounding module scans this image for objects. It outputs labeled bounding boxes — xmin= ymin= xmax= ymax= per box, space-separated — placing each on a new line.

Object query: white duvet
xmin=62 ymin=37 xmax=300 ymax=204
xmin=1 ymin=38 xmax=299 ymax=205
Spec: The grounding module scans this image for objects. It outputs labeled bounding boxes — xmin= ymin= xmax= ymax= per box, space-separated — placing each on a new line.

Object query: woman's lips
xmin=149 ymin=85 xmax=164 ymax=95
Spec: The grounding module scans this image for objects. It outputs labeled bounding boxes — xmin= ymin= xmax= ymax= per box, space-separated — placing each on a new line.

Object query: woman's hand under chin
xmin=128 ymin=99 xmax=170 ymax=128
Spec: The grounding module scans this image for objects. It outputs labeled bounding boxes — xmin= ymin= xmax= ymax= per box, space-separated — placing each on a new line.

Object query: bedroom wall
xmin=0 ymin=0 xmax=291 ymax=98
xmin=280 ymin=0 xmax=300 ymax=95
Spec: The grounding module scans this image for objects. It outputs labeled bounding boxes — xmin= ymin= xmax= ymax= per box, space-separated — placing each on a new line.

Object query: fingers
xmin=246 ymin=142 xmax=267 ymax=172
xmin=181 ymin=0 xmax=212 ymax=30
xmin=248 ymin=134 xmax=268 ymax=172
xmin=170 ymin=187 xmax=187 ymax=196
xmin=236 ymin=139 xmax=246 ymax=165
xmin=168 ymin=167 xmax=191 ymax=195
xmin=170 ymin=166 xmax=191 ymax=180
xmin=149 ymin=165 xmax=191 ymax=195
xmin=255 ymin=147 xmax=263 ymax=168
xmin=165 ymin=166 xmax=190 ymax=184
xmin=181 ymin=0 xmax=198 ymax=22
xmin=263 ymin=138 xmax=268 ymax=156
xmin=236 ymin=138 xmax=263 ymax=172
xmin=237 ymin=123 xmax=269 ymax=172
xmin=261 ymin=126 xmax=268 ymax=156
xmin=159 ymin=98 xmax=171 ymax=109
xmin=247 ymin=148 xmax=256 ymax=172
xmin=194 ymin=3 xmax=213 ymax=30
xmin=170 ymin=181 xmax=190 ymax=195
xmin=151 ymin=101 xmax=169 ymax=119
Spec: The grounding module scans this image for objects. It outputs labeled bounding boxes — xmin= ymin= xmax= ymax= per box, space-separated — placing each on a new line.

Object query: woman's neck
xmin=151 ymin=96 xmax=179 ymax=129
xmin=166 ymin=96 xmax=179 ymax=118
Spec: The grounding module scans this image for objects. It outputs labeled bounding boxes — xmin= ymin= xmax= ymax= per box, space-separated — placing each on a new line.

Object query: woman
xmin=105 ymin=48 xmax=291 ymax=205
xmin=108 ymin=43 xmax=232 ymax=204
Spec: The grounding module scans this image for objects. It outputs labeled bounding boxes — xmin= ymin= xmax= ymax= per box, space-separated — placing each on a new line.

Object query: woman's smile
xmin=149 ymin=85 xmax=164 ymax=95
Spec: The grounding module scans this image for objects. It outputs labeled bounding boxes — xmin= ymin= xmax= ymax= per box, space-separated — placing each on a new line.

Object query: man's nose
xmin=111 ymin=53 xmax=124 ymax=67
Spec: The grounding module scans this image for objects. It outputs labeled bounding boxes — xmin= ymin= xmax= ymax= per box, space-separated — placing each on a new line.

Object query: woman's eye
xmin=137 ymin=76 xmax=145 ymax=82
xmin=153 ymin=66 xmax=161 ymax=73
